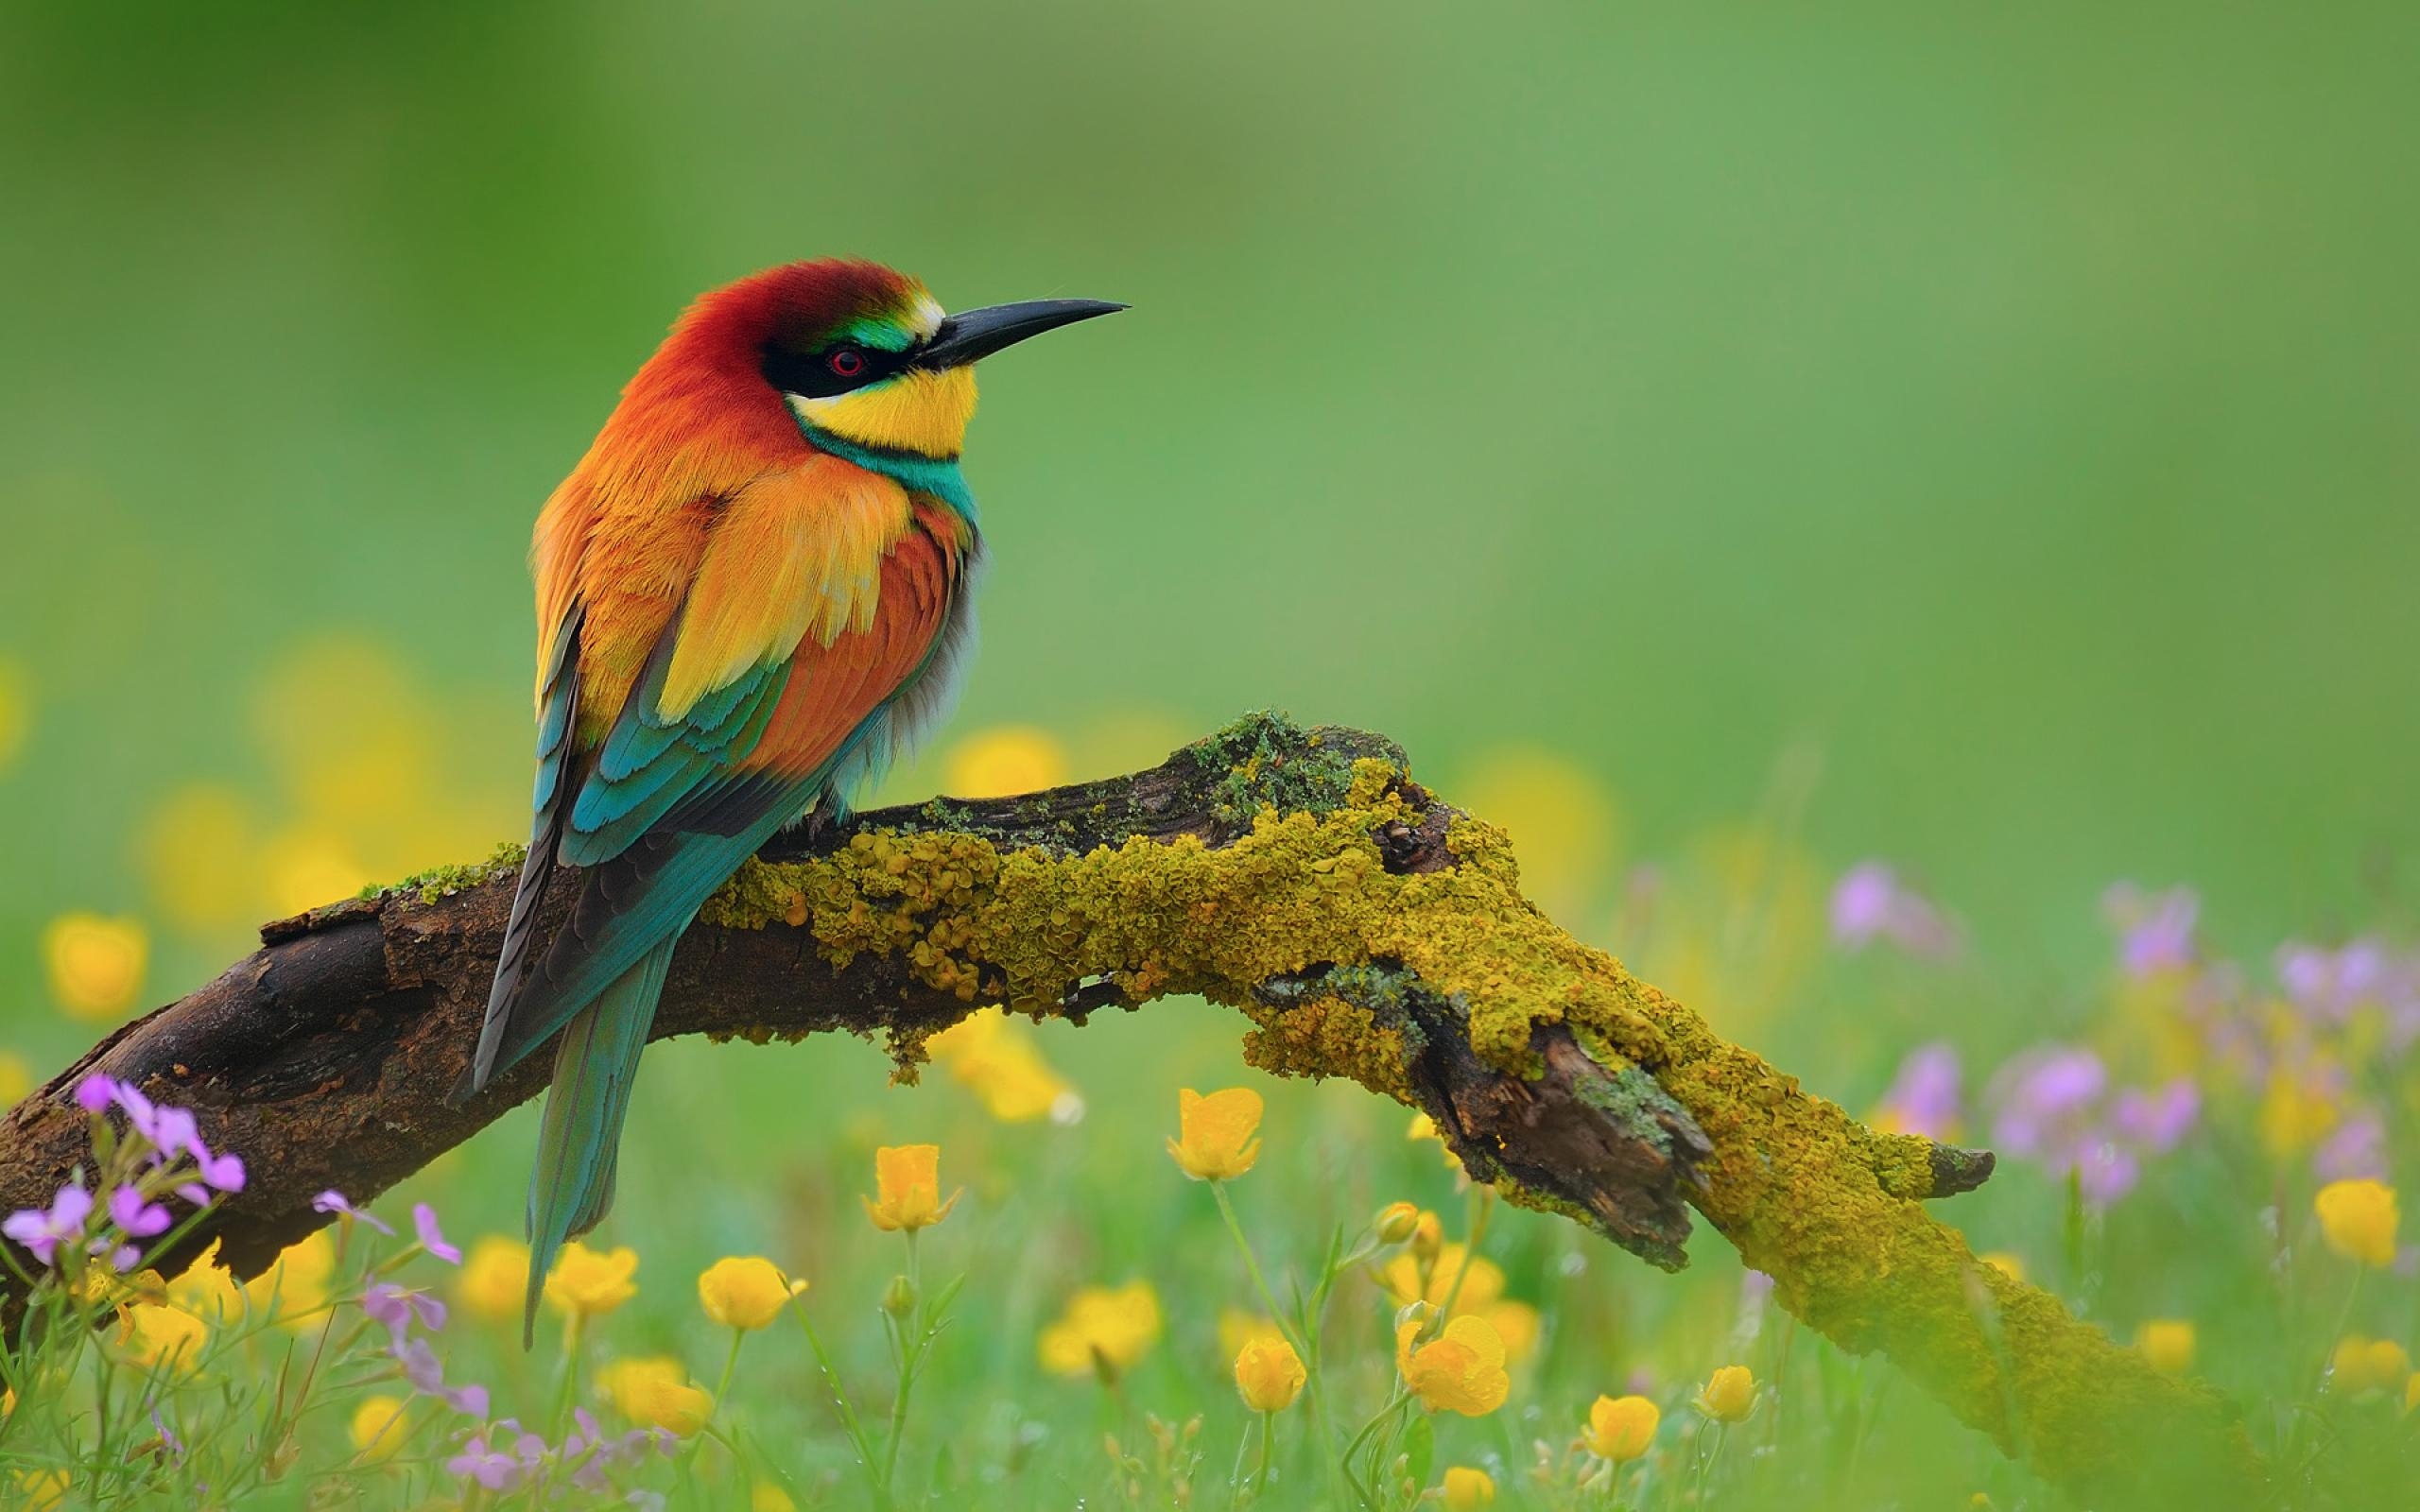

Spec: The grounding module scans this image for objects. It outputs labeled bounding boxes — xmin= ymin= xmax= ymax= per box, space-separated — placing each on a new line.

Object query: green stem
xmin=880 ymin=1228 xmax=923 ymax=1495
xmin=676 ymin=1327 xmax=747 ymax=1477
xmin=1211 ymin=1180 xmax=1343 ymax=1503
xmin=789 ymin=1297 xmax=890 ymax=1512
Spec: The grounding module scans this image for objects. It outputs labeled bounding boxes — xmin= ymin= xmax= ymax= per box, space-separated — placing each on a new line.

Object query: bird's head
xmin=676 ymin=259 xmax=1121 ymax=463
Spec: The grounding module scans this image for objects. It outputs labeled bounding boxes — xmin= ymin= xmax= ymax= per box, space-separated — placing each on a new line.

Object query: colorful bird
xmin=454 ymin=260 xmax=1120 ymax=1339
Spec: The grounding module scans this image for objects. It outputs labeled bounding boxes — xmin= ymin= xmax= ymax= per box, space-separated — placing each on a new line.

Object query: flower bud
xmin=1374 ymin=1201 xmax=1420 ymax=1245
xmin=882 ymin=1273 xmax=916 ymax=1319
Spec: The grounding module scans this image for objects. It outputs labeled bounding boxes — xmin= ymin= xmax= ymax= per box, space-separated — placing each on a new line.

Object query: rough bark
xmin=0 ymin=714 xmax=2257 ymax=1504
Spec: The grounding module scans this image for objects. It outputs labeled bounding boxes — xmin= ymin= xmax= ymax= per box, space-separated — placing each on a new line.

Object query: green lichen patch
xmin=362 ymin=842 xmax=528 ymax=903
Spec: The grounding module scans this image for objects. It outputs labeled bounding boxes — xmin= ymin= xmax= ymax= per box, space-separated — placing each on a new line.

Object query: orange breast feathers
xmin=546 ymin=454 xmax=947 ymax=753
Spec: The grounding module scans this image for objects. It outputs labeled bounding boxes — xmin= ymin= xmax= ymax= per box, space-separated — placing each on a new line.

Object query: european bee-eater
xmin=456 ymin=259 xmax=1120 ymax=1338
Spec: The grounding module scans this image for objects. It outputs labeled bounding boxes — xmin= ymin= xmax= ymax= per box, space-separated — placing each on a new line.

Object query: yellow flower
xmin=2331 ymin=1334 xmax=2412 ymax=1395
xmin=1694 ymin=1364 xmax=1757 ymax=1422
xmin=166 ymin=1246 xmax=246 ymax=1324
xmin=1374 ymin=1201 xmax=1421 ymax=1244
xmin=926 ymin=1010 xmax=1076 ymax=1123
xmin=698 ymin=1256 xmax=804 ymax=1331
xmin=598 ymin=1355 xmax=711 ymax=1435
xmin=116 ymin=1303 xmax=207 ymax=1375
xmin=1376 ymin=1244 xmax=1506 ymax=1315
xmin=351 ymin=1394 xmax=410 ymax=1463
xmin=2314 ymin=1178 xmax=2399 ymax=1268
xmin=1442 ymin=1466 xmax=1496 ymax=1508
xmin=2135 ymin=1320 xmax=2195 ymax=1376
xmin=244 ymin=1230 xmax=336 ymax=1330
xmin=1483 ymin=1300 xmax=1541 ymax=1365
xmin=752 ymin=1484 xmax=799 ymax=1512
xmin=2405 ymin=1371 xmax=2419 ymax=1416
xmin=1167 ymin=1087 xmax=1263 ymax=1180
xmin=1234 ymin=1334 xmax=1306 ymax=1413
xmin=1458 ymin=746 xmax=1618 ymax=918
xmin=0 ymin=1052 xmax=30 ymax=1108
xmin=43 ymin=913 xmax=148 ymax=1022
xmin=1395 ymin=1314 xmax=1511 ymax=1417
xmin=1219 ymin=1308 xmax=1287 ymax=1362
xmin=862 ymin=1144 xmax=959 ymax=1232
xmin=943 ymin=725 xmax=1068 ymax=798
xmin=1407 ymin=1111 xmax=1461 ymax=1169
xmin=12 ymin=1469 xmax=67 ymax=1512
xmin=1410 ymin=1210 xmax=1444 ymax=1262
xmin=2259 ymin=1067 xmax=2340 ymax=1159
xmin=544 ymin=1242 xmax=638 ymax=1318
xmin=1978 ymin=1251 xmax=2026 ymax=1284
xmin=599 ymin=1356 xmax=684 ymax=1417
xmin=1038 ymin=1280 xmax=1162 ymax=1379
xmin=1585 ymin=1393 xmax=1660 ymax=1461
xmin=458 ymin=1237 xmax=531 ymax=1322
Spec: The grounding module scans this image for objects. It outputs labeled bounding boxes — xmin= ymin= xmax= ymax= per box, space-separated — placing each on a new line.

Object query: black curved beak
xmin=915 ymin=299 xmax=1126 ymax=369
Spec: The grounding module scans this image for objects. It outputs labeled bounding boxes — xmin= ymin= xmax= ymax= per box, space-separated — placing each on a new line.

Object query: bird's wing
xmin=466 ymin=456 xmax=968 ymax=1088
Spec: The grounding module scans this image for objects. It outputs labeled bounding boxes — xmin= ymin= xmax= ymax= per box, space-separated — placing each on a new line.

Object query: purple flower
xmin=413 ymin=1203 xmax=461 ymax=1264
xmin=447 ymin=1431 xmax=527 ymax=1492
xmin=4 ymin=1181 xmax=95 ymax=1266
xmin=108 ymin=1184 xmax=172 ymax=1239
xmin=365 ymin=1282 xmax=448 ymax=1344
xmin=2074 ymin=1140 xmax=2140 ymax=1206
xmin=1830 ymin=862 xmax=1962 ymax=958
xmin=1875 ymin=1042 xmax=1962 ymax=1139
xmin=1989 ymin=1046 xmax=2107 ymax=1159
xmin=2111 ymin=1079 xmax=2199 ymax=1152
xmin=312 ymin=1190 xmax=393 ymax=1234
xmin=397 ymin=1334 xmax=489 ymax=1417
xmin=2102 ymin=883 xmax=2199 ymax=976
xmin=75 ymin=1074 xmax=118 ymax=1113
xmin=2315 ymin=1109 xmax=2388 ymax=1183
xmin=196 ymin=1148 xmax=246 ymax=1195
xmin=148 ymin=1106 xmax=199 ymax=1163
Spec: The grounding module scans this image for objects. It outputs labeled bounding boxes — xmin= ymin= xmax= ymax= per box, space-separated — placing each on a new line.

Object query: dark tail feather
xmin=452 ymin=827 xmax=562 ymax=1106
xmin=519 ymin=933 xmax=679 ymax=1347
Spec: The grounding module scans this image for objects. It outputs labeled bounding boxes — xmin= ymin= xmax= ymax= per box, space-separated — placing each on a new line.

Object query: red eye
xmin=827 ymin=348 xmax=866 ymax=379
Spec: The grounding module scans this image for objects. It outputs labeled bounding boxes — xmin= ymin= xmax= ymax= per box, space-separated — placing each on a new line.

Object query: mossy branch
xmin=0 ymin=714 xmax=2257 ymax=1503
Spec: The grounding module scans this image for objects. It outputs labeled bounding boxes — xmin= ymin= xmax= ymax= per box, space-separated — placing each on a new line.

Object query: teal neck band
xmin=798 ymin=424 xmax=979 ymax=524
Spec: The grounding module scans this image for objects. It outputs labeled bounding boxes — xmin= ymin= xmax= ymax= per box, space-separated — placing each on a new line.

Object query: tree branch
xmin=0 ymin=714 xmax=2256 ymax=1503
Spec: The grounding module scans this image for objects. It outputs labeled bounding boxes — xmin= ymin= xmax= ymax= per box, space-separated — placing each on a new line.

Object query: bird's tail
xmin=520 ymin=933 xmax=679 ymax=1347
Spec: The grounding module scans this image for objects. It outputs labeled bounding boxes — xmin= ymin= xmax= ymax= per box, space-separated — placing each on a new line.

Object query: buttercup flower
xmin=2330 ymin=1335 xmax=2411 ymax=1395
xmin=43 ymin=913 xmax=147 ymax=1022
xmin=351 ymin=1395 xmax=410 ymax=1463
xmin=1407 ymin=1111 xmax=1461 ymax=1169
xmin=1377 ymin=1244 xmax=1506 ymax=1315
xmin=1396 ymin=1314 xmax=1510 ymax=1416
xmin=752 ymin=1484 xmax=799 ymax=1512
xmin=1586 ymin=1393 xmax=1660 ymax=1461
xmin=1978 ymin=1251 xmax=2027 ymax=1284
xmin=2405 ymin=1371 xmax=2418 ymax=1416
xmin=699 ymin=1256 xmax=804 ymax=1331
xmin=600 ymin=1356 xmax=688 ymax=1418
xmin=1167 ymin=1087 xmax=1263 ymax=1180
xmin=116 ymin=1302 xmax=207 ymax=1375
xmin=1219 ymin=1309 xmax=1287 ymax=1361
xmin=245 ymin=1230 xmax=336 ymax=1329
xmin=2314 ymin=1178 xmax=2398 ymax=1267
xmin=458 ymin=1236 xmax=531 ymax=1321
xmin=862 ymin=1144 xmax=960 ymax=1231
xmin=926 ymin=1010 xmax=1078 ymax=1124
xmin=1233 ymin=1334 xmax=1306 ymax=1412
xmin=2135 ymin=1320 xmax=2196 ymax=1376
xmin=166 ymin=1243 xmax=245 ymax=1323
xmin=1485 ymin=1300 xmax=1541 ymax=1364
xmin=623 ymin=1372 xmax=712 ymax=1436
xmin=1038 ymin=1280 xmax=1162 ymax=1379
xmin=11 ymin=1470 xmax=67 ymax=1512
xmin=1442 ymin=1466 xmax=1496 ymax=1508
xmin=1695 ymin=1364 xmax=1757 ymax=1422
xmin=544 ymin=1242 xmax=639 ymax=1318
xmin=1374 ymin=1201 xmax=1421 ymax=1244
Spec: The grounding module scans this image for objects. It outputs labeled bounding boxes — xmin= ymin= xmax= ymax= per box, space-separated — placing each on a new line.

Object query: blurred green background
xmin=1 ymin=5 xmax=2415 ymax=1503
xmin=1 ymin=2 xmax=2415 ymax=1151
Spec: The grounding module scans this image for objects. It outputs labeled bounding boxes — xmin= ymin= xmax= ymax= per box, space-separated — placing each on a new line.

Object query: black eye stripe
xmin=761 ymin=340 xmax=909 ymax=399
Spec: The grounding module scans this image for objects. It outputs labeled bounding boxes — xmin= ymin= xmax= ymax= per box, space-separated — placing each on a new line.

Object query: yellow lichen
xmin=681 ymin=744 xmax=2256 ymax=1503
